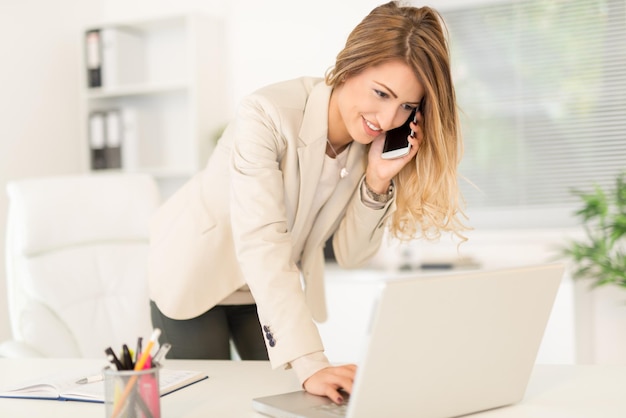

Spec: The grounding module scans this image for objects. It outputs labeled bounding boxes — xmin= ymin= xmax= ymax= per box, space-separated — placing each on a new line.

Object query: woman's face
xmin=329 ymin=60 xmax=424 ymax=145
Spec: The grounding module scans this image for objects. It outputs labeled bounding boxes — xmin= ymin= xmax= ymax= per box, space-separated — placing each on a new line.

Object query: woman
xmin=148 ymin=1 xmax=468 ymax=404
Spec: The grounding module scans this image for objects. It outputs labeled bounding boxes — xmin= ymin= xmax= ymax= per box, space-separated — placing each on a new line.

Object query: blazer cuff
xmin=289 ymin=351 xmax=332 ymax=386
xmin=359 ymin=177 xmax=395 ymax=210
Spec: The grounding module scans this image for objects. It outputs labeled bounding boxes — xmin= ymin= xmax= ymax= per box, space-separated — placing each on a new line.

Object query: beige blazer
xmin=148 ymin=77 xmax=394 ymax=369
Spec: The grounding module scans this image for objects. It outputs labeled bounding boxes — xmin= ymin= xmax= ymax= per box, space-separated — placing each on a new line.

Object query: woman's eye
xmin=374 ymin=89 xmax=389 ymax=98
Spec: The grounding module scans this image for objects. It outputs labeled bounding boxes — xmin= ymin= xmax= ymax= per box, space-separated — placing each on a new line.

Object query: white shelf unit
xmin=80 ymin=14 xmax=228 ymax=183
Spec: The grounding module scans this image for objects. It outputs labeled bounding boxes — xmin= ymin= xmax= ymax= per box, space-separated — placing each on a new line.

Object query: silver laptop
xmin=252 ymin=263 xmax=564 ymax=418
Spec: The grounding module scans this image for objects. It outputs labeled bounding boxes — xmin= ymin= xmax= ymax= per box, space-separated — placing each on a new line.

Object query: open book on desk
xmin=0 ymin=368 xmax=207 ymax=403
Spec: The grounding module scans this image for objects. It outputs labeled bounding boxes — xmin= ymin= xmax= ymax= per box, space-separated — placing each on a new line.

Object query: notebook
xmin=0 ymin=368 xmax=207 ymax=403
xmin=252 ymin=263 xmax=564 ymax=418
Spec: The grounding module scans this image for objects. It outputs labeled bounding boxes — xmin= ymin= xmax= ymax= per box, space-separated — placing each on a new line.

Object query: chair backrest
xmin=4 ymin=173 xmax=160 ymax=357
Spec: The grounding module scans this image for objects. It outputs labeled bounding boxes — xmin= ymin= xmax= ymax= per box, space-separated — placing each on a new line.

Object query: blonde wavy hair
xmin=326 ymin=1 xmax=469 ymax=242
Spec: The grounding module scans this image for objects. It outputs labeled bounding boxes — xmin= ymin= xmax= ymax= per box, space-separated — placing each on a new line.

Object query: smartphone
xmin=381 ymin=109 xmax=417 ymax=160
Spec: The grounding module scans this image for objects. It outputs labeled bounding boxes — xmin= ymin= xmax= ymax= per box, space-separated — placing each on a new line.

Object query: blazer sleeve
xmin=331 ymin=177 xmax=395 ymax=268
xmin=229 ymin=93 xmax=324 ymax=369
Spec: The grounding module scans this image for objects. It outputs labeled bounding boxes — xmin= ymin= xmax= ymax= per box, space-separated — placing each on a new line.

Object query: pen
xmin=111 ymin=328 xmax=161 ymax=418
xmin=135 ymin=336 xmax=143 ymax=365
xmin=75 ymin=374 xmax=103 ymax=384
xmin=153 ymin=342 xmax=171 ymax=365
xmin=105 ymin=347 xmax=124 ymax=370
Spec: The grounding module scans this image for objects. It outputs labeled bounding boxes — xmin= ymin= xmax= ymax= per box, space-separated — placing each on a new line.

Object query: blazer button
xmin=263 ymin=325 xmax=276 ymax=347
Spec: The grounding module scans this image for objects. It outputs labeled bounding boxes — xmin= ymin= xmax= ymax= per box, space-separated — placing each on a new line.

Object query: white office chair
xmin=0 ymin=173 xmax=161 ymax=358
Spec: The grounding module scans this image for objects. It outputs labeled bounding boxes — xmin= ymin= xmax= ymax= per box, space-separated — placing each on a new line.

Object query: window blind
xmin=440 ymin=0 xmax=626 ymax=227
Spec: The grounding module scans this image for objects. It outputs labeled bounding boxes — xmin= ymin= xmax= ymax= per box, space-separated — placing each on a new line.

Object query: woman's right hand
xmin=365 ymin=111 xmax=423 ymax=193
xmin=302 ymin=364 xmax=357 ymax=404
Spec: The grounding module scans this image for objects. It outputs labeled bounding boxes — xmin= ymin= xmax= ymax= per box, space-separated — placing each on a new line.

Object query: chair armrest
xmin=0 ymin=340 xmax=45 ymax=358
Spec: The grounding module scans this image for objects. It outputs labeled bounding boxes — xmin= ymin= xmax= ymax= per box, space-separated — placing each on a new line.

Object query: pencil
xmin=134 ymin=329 xmax=160 ymax=371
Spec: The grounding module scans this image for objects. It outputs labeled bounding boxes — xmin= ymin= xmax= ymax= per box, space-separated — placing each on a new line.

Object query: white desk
xmin=0 ymin=359 xmax=625 ymax=417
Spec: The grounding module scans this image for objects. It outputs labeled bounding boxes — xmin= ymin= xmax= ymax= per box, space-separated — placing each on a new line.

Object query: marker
xmin=122 ymin=344 xmax=134 ymax=370
xmin=139 ymin=355 xmax=159 ymax=418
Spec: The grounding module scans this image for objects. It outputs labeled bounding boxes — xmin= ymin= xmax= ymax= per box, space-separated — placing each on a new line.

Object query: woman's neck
xmin=327 ymin=87 xmax=353 ymax=153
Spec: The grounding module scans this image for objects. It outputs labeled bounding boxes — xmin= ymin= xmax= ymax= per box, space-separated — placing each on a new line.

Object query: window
xmin=441 ymin=0 xmax=626 ymax=228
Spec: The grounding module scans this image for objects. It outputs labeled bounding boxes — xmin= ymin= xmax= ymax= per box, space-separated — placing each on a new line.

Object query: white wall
xmin=0 ymin=0 xmax=438 ymax=345
xmin=225 ymin=0 xmax=384 ymax=106
xmin=1 ymin=0 xmax=611 ymax=365
xmin=95 ymin=0 xmax=385 ymax=113
xmin=0 ymin=0 xmax=101 ymax=341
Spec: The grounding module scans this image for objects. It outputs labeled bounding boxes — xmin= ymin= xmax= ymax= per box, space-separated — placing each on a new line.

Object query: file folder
xmin=89 ymin=112 xmax=107 ymax=169
xmin=85 ymin=30 xmax=102 ymax=88
xmin=105 ymin=109 xmax=122 ymax=169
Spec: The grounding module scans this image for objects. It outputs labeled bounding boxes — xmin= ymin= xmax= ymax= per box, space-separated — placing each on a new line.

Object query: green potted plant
xmin=563 ymin=172 xmax=626 ymax=289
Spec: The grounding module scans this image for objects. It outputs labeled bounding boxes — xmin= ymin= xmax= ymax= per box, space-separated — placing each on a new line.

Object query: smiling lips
xmin=363 ymin=117 xmax=382 ymax=137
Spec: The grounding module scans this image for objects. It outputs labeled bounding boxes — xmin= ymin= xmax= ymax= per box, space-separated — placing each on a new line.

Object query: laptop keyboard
xmin=313 ymin=400 xmax=350 ymax=417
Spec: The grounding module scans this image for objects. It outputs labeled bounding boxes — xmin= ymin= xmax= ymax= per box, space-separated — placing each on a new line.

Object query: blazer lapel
xmin=289 ymin=83 xmax=332 ymax=243
xmin=290 ymin=79 xmax=369 ymax=256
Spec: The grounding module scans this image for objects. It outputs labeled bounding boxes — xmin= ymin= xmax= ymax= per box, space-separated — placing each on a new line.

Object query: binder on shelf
xmin=85 ymin=30 xmax=102 ymax=88
xmin=120 ymin=108 xmax=139 ymax=171
xmin=88 ymin=112 xmax=107 ymax=170
xmin=104 ymin=109 xmax=122 ymax=169
xmin=100 ymin=27 xmax=146 ymax=88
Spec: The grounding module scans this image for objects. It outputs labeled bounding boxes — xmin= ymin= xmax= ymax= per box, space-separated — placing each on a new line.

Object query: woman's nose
xmin=379 ymin=108 xmax=405 ymax=132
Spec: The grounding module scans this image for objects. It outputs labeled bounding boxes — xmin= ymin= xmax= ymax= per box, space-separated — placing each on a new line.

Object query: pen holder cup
xmin=104 ymin=366 xmax=161 ymax=418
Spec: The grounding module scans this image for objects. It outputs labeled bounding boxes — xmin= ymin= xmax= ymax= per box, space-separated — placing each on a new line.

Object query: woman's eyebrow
xmin=374 ymin=81 xmax=421 ymax=105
